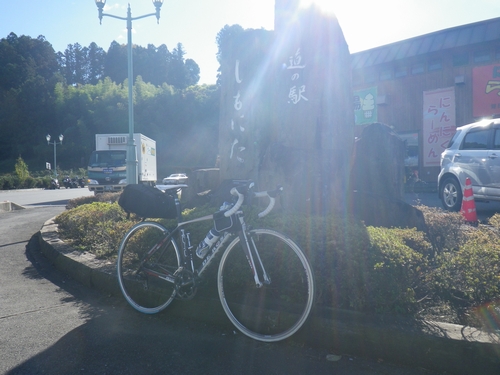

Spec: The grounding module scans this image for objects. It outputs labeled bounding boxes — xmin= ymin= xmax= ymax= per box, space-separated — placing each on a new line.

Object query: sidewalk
xmin=37 ymin=217 xmax=500 ymax=375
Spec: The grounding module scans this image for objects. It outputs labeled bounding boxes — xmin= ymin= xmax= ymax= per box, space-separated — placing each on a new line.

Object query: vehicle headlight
xmin=119 ymin=179 xmax=127 ymax=185
xmin=87 ymin=179 xmax=99 ymax=185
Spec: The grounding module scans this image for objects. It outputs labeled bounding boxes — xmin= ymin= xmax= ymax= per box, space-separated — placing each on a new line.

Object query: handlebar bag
xmin=118 ymin=184 xmax=177 ymax=219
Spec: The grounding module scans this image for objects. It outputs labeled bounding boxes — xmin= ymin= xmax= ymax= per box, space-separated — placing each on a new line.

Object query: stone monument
xmin=218 ymin=1 xmax=354 ymax=215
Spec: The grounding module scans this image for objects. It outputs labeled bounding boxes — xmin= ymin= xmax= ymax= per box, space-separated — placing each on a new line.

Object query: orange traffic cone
xmin=461 ymin=177 xmax=478 ymax=225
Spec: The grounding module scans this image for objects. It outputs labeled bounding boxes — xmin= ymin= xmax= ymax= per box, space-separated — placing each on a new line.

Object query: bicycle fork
xmin=239 ymin=224 xmax=271 ymax=288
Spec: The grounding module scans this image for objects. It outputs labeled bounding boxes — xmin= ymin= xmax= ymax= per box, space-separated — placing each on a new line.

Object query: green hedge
xmin=55 ymin=202 xmax=132 ymax=259
xmin=0 ymin=168 xmax=88 ymax=190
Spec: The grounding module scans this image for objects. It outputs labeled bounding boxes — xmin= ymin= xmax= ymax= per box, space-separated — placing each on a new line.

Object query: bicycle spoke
xmin=117 ymin=222 xmax=180 ymax=314
xmin=218 ymin=229 xmax=314 ymax=342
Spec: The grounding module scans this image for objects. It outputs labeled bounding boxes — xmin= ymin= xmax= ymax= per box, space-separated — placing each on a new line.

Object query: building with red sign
xmin=351 ymin=17 xmax=500 ymax=183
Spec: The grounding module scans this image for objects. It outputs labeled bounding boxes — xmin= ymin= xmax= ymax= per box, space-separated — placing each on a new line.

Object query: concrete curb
xmin=37 ymin=218 xmax=500 ymax=375
xmin=0 ymin=201 xmax=25 ymax=212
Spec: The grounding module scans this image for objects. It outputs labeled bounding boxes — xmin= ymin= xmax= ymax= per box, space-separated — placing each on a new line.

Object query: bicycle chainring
xmin=174 ymin=268 xmax=197 ymax=300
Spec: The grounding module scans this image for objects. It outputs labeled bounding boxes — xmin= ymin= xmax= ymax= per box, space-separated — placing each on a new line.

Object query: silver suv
xmin=438 ymin=118 xmax=500 ymax=211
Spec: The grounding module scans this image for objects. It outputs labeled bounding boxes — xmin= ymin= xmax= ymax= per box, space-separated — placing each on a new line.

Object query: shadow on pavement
xmin=26 ymin=200 xmax=69 ymax=207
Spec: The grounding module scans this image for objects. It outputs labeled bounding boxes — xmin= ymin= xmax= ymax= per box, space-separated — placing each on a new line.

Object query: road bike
xmin=116 ymin=181 xmax=314 ymax=342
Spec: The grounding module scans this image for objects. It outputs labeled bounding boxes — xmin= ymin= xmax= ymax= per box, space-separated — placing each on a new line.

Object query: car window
xmin=461 ymin=129 xmax=489 ymax=150
xmin=446 ymin=129 xmax=462 ymax=148
xmin=494 ymin=129 xmax=500 ymax=150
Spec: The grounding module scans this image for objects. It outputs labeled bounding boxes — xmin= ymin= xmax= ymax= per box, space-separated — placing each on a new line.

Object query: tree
xmin=87 ymin=42 xmax=106 ymax=84
xmin=104 ymin=41 xmax=127 ymax=84
xmin=58 ymin=43 xmax=84 ymax=85
xmin=216 ymin=24 xmax=244 ymax=64
xmin=15 ymin=156 xmax=29 ymax=181
xmin=184 ymin=59 xmax=200 ymax=87
xmin=0 ymin=33 xmax=214 ymax=174
xmin=0 ymin=33 xmax=58 ymax=90
xmin=215 ymin=24 xmax=244 ymax=85
xmin=58 ymin=42 xmax=106 ymax=85
xmin=166 ymin=43 xmax=200 ymax=89
xmin=0 ymin=33 xmax=60 ymax=170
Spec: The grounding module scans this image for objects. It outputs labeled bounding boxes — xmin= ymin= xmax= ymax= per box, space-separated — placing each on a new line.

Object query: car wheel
xmin=440 ymin=177 xmax=462 ymax=211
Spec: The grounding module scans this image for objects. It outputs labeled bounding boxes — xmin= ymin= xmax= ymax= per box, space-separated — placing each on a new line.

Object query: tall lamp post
xmin=95 ymin=0 xmax=164 ymax=185
xmin=46 ymin=134 xmax=63 ymax=179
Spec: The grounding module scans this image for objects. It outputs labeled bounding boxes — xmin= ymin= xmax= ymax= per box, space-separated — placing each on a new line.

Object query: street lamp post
xmin=46 ymin=134 xmax=63 ymax=179
xmin=95 ymin=0 xmax=164 ymax=185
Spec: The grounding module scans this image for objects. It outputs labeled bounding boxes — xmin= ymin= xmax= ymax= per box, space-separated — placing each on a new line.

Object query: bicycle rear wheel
xmin=218 ymin=229 xmax=314 ymax=342
xmin=117 ymin=221 xmax=181 ymax=314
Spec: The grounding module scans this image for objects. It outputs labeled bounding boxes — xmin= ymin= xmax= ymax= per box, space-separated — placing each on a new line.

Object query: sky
xmin=2 ymin=0 xmax=500 ymax=85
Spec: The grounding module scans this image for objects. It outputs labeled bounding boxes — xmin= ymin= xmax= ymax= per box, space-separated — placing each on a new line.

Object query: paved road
xmin=0 ymin=187 xmax=94 ymax=208
xmin=0 ymin=192 xmax=443 ymax=375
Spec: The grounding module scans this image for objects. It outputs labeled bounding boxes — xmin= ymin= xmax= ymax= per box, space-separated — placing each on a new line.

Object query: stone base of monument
xmin=349 ymin=190 xmax=427 ymax=232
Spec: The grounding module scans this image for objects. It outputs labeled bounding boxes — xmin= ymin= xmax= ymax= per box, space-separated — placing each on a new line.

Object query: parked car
xmin=438 ymin=118 xmax=500 ymax=211
xmin=162 ymin=173 xmax=188 ymax=185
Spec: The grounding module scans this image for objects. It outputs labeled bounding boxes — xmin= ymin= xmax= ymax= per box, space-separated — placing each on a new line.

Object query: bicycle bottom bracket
xmin=174 ymin=268 xmax=197 ymax=300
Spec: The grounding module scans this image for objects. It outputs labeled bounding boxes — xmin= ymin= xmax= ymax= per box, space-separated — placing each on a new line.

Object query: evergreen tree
xmin=0 ymin=32 xmax=215 ymax=174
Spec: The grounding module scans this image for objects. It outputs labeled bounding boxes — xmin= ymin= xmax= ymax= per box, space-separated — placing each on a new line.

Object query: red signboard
xmin=422 ymin=87 xmax=456 ymax=167
xmin=473 ymin=64 xmax=500 ymax=117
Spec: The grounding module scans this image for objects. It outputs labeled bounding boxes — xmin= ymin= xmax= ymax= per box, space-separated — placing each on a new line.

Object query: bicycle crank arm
xmin=143 ymin=268 xmax=176 ymax=284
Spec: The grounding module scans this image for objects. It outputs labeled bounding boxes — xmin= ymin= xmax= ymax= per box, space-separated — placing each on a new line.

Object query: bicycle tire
xmin=217 ymin=229 xmax=314 ymax=342
xmin=117 ymin=221 xmax=181 ymax=314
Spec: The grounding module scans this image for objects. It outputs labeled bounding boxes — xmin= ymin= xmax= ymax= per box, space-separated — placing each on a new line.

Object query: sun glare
xmin=299 ymin=0 xmax=337 ymax=15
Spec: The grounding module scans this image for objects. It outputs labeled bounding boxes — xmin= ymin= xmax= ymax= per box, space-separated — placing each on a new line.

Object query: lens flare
xmin=299 ymin=0 xmax=337 ymax=15
xmin=474 ymin=301 xmax=500 ymax=334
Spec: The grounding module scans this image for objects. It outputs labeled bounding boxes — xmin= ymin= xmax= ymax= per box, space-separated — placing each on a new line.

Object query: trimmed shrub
xmin=55 ymin=202 xmax=132 ymax=259
xmin=417 ymin=205 xmax=465 ymax=253
xmin=0 ymin=175 xmax=16 ymax=189
xmin=66 ymin=192 xmax=121 ymax=209
xmin=366 ymin=227 xmax=431 ymax=313
xmin=21 ymin=176 xmax=37 ymax=189
xmin=434 ymin=226 xmax=500 ymax=305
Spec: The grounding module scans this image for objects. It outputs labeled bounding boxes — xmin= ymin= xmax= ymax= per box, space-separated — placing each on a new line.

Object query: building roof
xmin=351 ymin=17 xmax=500 ymax=69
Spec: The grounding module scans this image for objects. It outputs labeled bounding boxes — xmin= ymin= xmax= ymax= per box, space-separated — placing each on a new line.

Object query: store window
xmin=453 ymin=53 xmax=469 ymax=66
xmin=379 ymin=69 xmax=392 ymax=81
xmin=352 ymin=69 xmax=363 ymax=85
xmin=428 ymin=59 xmax=442 ymax=71
xmin=399 ymin=132 xmax=419 ymax=168
xmin=364 ymin=68 xmax=377 ymax=83
xmin=411 ymin=63 xmax=424 ymax=75
xmin=474 ymin=50 xmax=491 ymax=63
xmin=399 ymin=131 xmax=420 ymax=187
xmin=394 ymin=66 xmax=408 ymax=78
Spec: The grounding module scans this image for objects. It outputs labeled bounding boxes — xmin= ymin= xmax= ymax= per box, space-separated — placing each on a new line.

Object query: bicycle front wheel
xmin=218 ymin=229 xmax=314 ymax=342
xmin=117 ymin=221 xmax=181 ymax=314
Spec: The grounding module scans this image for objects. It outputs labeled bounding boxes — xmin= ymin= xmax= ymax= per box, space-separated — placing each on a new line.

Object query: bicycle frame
xmin=135 ymin=182 xmax=284 ymax=294
xmin=176 ymin=213 xmax=234 ymax=279
xmin=137 ymin=208 xmax=267 ymax=292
